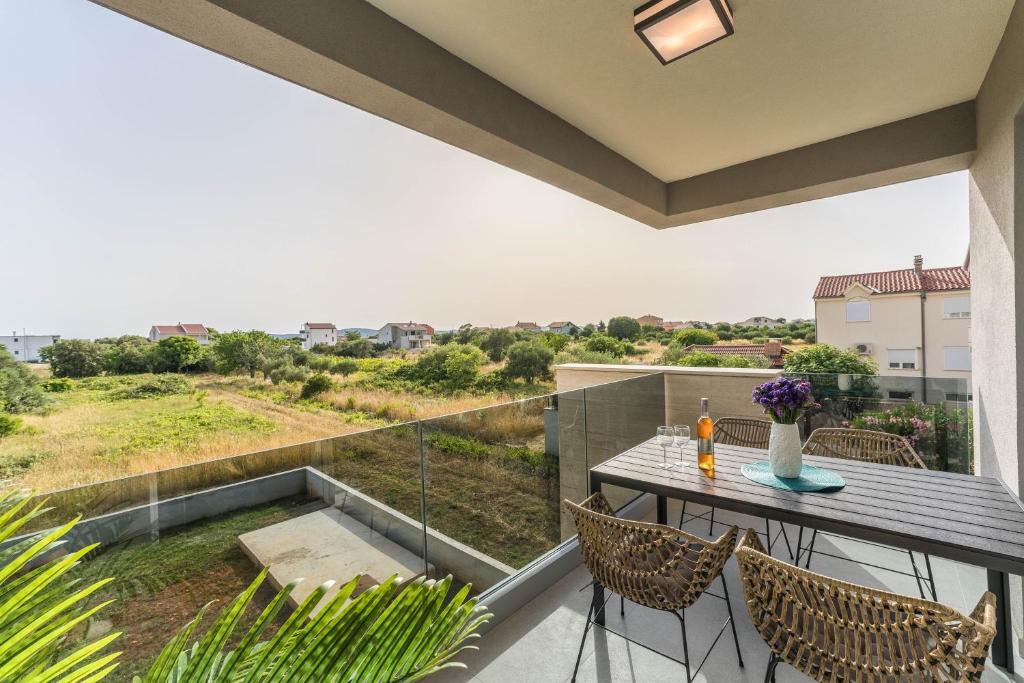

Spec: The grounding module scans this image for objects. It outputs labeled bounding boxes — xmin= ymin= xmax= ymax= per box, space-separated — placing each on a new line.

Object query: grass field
xmin=1 ymin=371 xmax=554 ymax=491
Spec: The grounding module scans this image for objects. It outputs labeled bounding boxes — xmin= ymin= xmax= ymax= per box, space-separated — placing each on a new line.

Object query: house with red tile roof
xmin=814 ymin=256 xmax=971 ymax=383
xmin=301 ymin=322 xmax=338 ymax=349
xmin=684 ymin=340 xmax=789 ymax=368
xmin=148 ymin=323 xmax=211 ymax=345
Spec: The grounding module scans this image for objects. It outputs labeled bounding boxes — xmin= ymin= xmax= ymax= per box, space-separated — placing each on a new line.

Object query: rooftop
xmin=152 ymin=323 xmax=208 ymax=335
xmin=814 ymin=265 xmax=970 ymax=298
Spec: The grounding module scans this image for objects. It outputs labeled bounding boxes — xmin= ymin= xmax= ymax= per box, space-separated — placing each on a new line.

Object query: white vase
xmin=769 ymin=422 xmax=803 ymax=478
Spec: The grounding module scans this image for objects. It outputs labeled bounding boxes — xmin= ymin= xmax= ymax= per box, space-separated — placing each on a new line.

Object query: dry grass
xmin=2 ymin=373 xmax=555 ymax=492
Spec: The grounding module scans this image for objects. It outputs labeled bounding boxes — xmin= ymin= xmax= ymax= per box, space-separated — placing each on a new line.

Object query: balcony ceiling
xmin=367 ymin=0 xmax=1013 ymax=183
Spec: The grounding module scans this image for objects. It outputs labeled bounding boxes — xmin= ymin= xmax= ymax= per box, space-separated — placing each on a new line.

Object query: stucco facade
xmin=815 ymin=286 xmax=971 ymax=380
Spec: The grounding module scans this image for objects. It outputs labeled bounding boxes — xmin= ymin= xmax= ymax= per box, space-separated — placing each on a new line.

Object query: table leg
xmin=657 ymin=495 xmax=667 ymax=525
xmin=988 ymin=569 xmax=1014 ymax=673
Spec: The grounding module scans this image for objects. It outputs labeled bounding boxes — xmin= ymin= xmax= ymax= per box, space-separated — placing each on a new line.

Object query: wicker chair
xmin=800 ymin=427 xmax=937 ymax=600
xmin=735 ymin=529 xmax=997 ymax=682
xmin=565 ymin=492 xmax=743 ymax=682
xmin=678 ymin=417 xmax=793 ymax=560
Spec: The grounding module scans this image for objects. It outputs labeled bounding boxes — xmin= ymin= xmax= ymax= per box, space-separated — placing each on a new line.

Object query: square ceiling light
xmin=634 ymin=0 xmax=734 ymax=64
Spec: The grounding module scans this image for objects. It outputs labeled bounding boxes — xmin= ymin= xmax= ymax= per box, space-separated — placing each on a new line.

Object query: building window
xmin=945 ymin=392 xmax=973 ymax=402
xmin=887 ymin=348 xmax=917 ymax=370
xmin=942 ymin=297 xmax=971 ymax=319
xmin=944 ymin=346 xmax=971 ymax=371
xmin=13 ymin=350 xmax=18 ymax=356
xmin=888 ymin=390 xmax=914 ymax=400
xmin=846 ymin=298 xmax=870 ymax=322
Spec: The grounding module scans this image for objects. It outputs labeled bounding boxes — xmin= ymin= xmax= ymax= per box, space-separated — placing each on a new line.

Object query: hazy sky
xmin=0 ymin=1 xmax=969 ymax=339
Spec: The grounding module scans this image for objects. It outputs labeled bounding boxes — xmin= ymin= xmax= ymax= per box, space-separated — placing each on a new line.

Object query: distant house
xmin=546 ymin=321 xmax=576 ymax=335
xmin=300 ymin=322 xmax=338 ymax=350
xmin=635 ymin=314 xmax=664 ymax=328
xmin=0 ymin=333 xmax=61 ymax=362
xmin=684 ymin=339 xmax=790 ymax=368
xmin=148 ymin=323 xmax=210 ymax=345
xmin=737 ymin=316 xmax=784 ymax=328
xmin=814 ymin=255 xmax=971 ymax=380
xmin=663 ymin=321 xmax=697 ymax=332
xmin=511 ymin=322 xmax=541 ymax=332
xmin=377 ymin=322 xmax=433 ymax=350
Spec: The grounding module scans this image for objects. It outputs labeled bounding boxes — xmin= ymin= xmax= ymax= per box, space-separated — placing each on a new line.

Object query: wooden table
xmin=589 ymin=438 xmax=1024 ymax=672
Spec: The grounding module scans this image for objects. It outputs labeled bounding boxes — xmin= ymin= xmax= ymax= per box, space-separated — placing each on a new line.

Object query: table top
xmin=590 ymin=438 xmax=1024 ymax=575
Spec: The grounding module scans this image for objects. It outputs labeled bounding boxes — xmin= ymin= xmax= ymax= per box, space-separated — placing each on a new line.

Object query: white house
xmin=148 ymin=323 xmax=210 ymax=345
xmin=0 ymin=333 xmax=61 ymax=362
xmin=546 ymin=321 xmax=576 ymax=335
xmin=300 ymin=322 xmax=338 ymax=350
xmin=814 ymin=256 xmax=971 ymax=381
xmin=737 ymin=316 xmax=784 ymax=328
xmin=377 ymin=322 xmax=432 ymax=350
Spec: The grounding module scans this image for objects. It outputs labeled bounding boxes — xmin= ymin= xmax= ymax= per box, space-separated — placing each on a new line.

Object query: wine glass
xmin=656 ymin=426 xmax=675 ymax=469
xmin=673 ymin=425 xmax=690 ymax=467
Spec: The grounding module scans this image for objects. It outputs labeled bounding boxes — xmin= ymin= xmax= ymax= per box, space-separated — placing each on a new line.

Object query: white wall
xmin=0 ymin=335 xmax=59 ymax=362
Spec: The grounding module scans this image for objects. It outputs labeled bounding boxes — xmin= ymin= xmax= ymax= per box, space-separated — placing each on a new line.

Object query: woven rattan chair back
xmin=802 ymin=427 xmax=927 ymax=468
xmin=734 ymin=529 xmax=996 ymax=682
xmin=564 ymin=492 xmax=737 ymax=612
xmin=713 ymin=416 xmax=771 ymax=449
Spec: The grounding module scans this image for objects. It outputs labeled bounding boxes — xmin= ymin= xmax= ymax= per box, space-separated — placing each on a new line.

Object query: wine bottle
xmin=696 ymin=397 xmax=715 ymax=474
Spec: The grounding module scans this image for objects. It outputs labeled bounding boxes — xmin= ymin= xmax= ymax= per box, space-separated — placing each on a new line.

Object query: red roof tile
xmin=684 ymin=343 xmax=789 ymax=368
xmin=305 ymin=322 xmax=336 ymax=329
xmin=152 ymin=324 xmax=208 ymax=336
xmin=814 ymin=266 xmax=969 ymax=298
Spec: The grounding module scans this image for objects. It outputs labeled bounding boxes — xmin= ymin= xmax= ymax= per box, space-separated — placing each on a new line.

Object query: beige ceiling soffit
xmin=91 ymin=0 xmax=667 ymax=225
xmin=664 ymin=102 xmax=976 ymax=227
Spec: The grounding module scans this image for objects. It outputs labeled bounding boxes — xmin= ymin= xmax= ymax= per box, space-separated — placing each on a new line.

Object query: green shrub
xmin=750 ymin=336 xmax=768 ymax=344
xmin=673 ymin=329 xmax=719 ymax=347
xmin=783 ymin=344 xmax=878 ymax=375
xmin=109 ymin=374 xmax=194 ymax=400
xmin=413 ymin=344 xmax=486 ymax=391
xmin=0 ymin=348 xmax=49 ymax=413
xmin=781 ymin=336 xmax=794 ymax=344
xmin=0 ymin=413 xmax=22 ymax=438
xmin=42 ymin=377 xmax=75 ymax=392
xmin=584 ymin=334 xmax=626 ymax=357
xmin=554 ymin=348 xmax=621 ymax=365
xmin=719 ymin=354 xmax=770 ymax=369
xmin=332 ymin=358 xmax=359 ymax=376
xmin=426 ymin=431 xmax=489 ymax=457
xmin=40 ymin=339 xmax=107 ymax=378
xmin=675 ymin=351 xmax=721 ymax=367
xmin=149 ymin=336 xmax=205 ymax=373
xmin=300 ymin=372 xmax=334 ymax=399
xmin=307 ymin=355 xmax=334 ymax=372
xmin=503 ymin=341 xmax=554 ymax=383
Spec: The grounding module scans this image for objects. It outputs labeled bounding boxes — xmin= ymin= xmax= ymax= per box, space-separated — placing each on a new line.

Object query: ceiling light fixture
xmin=634 ymin=0 xmax=734 ymax=64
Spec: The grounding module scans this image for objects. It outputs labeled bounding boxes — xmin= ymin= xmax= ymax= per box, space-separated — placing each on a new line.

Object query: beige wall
xmin=815 ymin=289 xmax=971 ymax=379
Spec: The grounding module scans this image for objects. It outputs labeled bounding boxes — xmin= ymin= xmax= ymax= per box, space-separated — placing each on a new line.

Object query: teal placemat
xmin=740 ymin=461 xmax=845 ymax=492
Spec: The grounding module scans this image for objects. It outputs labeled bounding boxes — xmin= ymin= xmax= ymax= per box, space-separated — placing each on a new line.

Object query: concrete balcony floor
xmin=437 ymin=500 xmax=1019 ymax=683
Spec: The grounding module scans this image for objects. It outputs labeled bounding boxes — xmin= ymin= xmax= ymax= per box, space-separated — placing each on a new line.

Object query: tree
xmin=606 ymin=316 xmax=640 ymax=340
xmin=212 ymin=330 xmax=281 ymax=378
xmin=333 ymin=358 xmax=359 ymax=376
xmin=783 ymin=344 xmax=878 ymax=375
xmin=40 ymin=339 xmax=106 ymax=378
xmin=504 ymin=341 xmax=554 ymax=383
xmin=585 ymin=334 xmax=626 ymax=357
xmin=300 ymin=372 xmax=334 ymax=399
xmin=596 ymin=320 xmax=606 ymax=333
xmin=103 ymin=336 xmax=152 ymax=374
xmin=673 ymin=328 xmax=719 ymax=347
xmin=479 ymin=327 xmax=516 ymax=362
xmin=580 ymin=323 xmax=596 ymax=338
xmin=149 ymin=336 xmax=204 ymax=373
xmin=0 ymin=347 xmax=48 ymax=413
xmin=413 ymin=343 xmax=486 ymax=391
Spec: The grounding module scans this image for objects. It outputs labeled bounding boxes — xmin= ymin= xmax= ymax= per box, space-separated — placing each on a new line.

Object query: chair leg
xmin=620 ymin=595 xmax=625 ymax=617
xmin=924 ymin=554 xmax=937 ymax=601
xmin=673 ymin=610 xmax=692 ymax=683
xmin=762 ymin=652 xmax=779 ymax=683
xmin=908 ymin=549 xmax=927 ymax=600
xmin=720 ymin=575 xmax=744 ymax=668
xmin=678 ymin=500 xmax=687 ymax=529
xmin=571 ymin=589 xmax=597 ymax=682
xmin=708 ymin=507 xmax=715 ymax=536
xmin=804 ymin=529 xmax=818 ymax=569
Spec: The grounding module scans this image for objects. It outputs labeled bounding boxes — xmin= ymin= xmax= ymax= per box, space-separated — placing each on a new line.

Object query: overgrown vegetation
xmin=783 ymin=343 xmax=878 ymax=375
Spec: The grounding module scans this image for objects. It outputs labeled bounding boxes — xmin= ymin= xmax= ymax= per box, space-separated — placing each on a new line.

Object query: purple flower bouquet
xmin=751 ymin=377 xmax=818 ymax=425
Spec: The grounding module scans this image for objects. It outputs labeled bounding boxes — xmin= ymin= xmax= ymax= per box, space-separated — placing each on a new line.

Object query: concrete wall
xmin=969 ymin=0 xmax=1024 ymax=654
xmin=816 ymin=288 xmax=972 ymax=379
